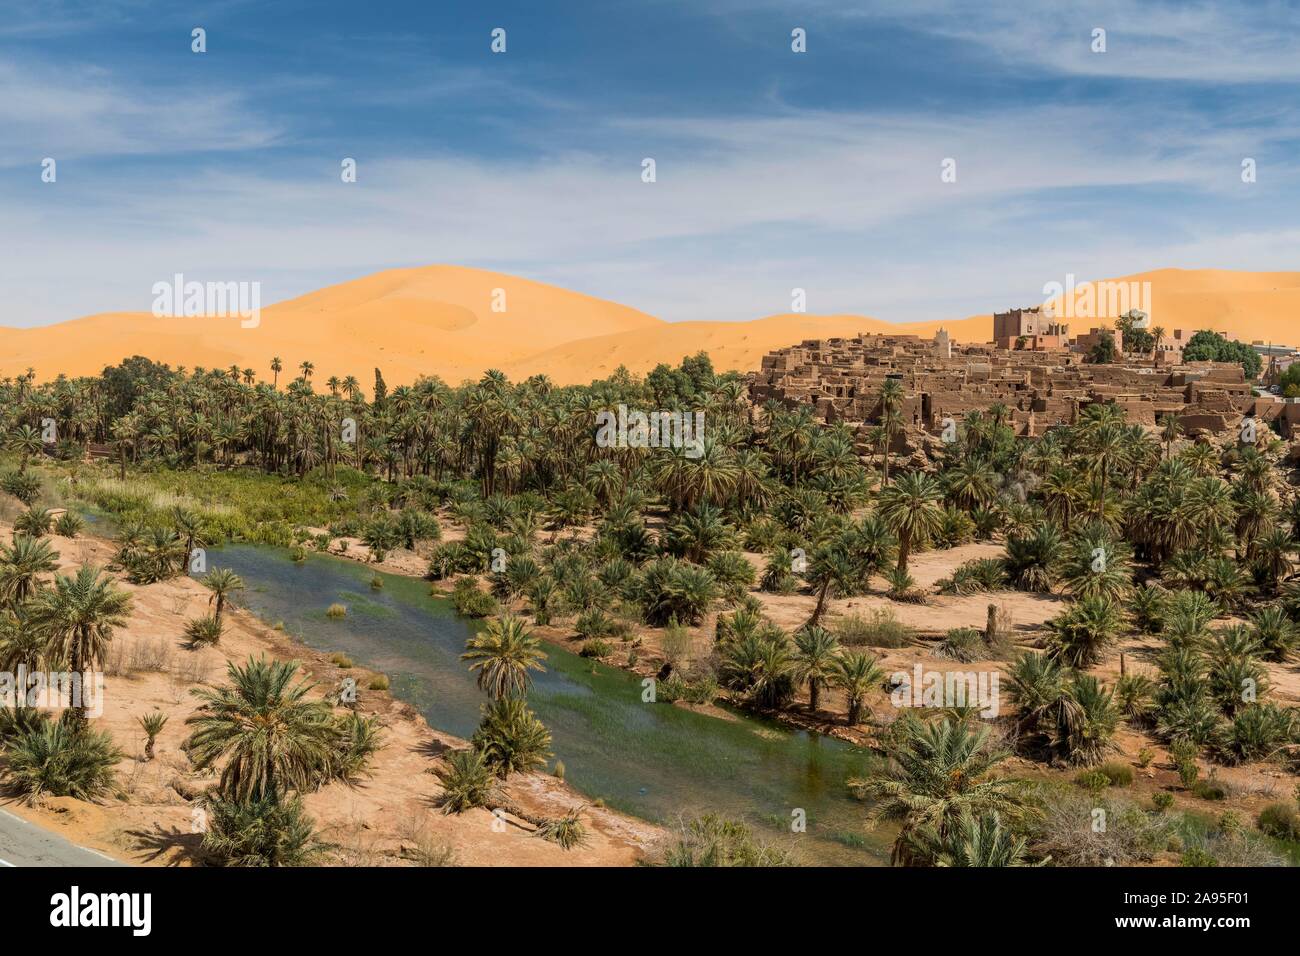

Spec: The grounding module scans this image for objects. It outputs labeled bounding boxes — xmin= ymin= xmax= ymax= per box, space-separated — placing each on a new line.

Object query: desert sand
xmin=4 ymin=266 xmax=1299 ymax=388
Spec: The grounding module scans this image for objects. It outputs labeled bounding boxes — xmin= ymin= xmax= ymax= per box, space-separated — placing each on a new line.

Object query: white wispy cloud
xmin=778 ymin=0 xmax=1300 ymax=83
xmin=0 ymin=58 xmax=282 ymax=164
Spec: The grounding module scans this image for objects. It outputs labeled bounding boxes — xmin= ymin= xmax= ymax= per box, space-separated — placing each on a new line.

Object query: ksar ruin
xmin=749 ymin=314 xmax=1300 ymax=454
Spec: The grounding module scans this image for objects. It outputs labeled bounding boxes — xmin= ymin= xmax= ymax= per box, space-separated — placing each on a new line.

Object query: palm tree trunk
xmin=896 ymin=531 xmax=911 ymax=574
xmin=807 ymin=579 xmax=832 ymax=628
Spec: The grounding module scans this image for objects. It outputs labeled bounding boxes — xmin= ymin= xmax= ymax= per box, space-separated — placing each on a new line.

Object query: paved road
xmin=0 ymin=808 xmax=123 ymax=867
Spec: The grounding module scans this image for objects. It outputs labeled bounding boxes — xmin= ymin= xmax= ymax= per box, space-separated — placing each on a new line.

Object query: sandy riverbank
xmin=0 ymin=517 xmax=663 ymax=866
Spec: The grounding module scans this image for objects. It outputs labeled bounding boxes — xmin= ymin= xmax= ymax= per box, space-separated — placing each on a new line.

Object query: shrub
xmin=1192 ymin=777 xmax=1228 ymax=801
xmin=759 ymin=548 xmax=798 ymax=594
xmin=1152 ymin=792 xmax=1175 ymax=812
xmin=329 ymin=653 xmax=354 ymax=669
xmin=6 ymin=718 xmax=122 ymax=803
xmin=534 ymin=809 xmax=589 ymax=850
xmin=13 ymin=506 xmax=54 ymax=538
xmin=201 ymin=794 xmax=320 ymax=867
xmin=53 ymin=511 xmax=84 ymax=538
xmin=526 ymin=575 xmax=566 ymax=626
xmin=326 ymin=603 xmax=347 ymax=619
xmin=471 ymin=697 xmax=552 ymax=779
xmin=1032 ymin=790 xmax=1171 ymax=866
xmin=883 ymin=565 xmax=925 ymax=602
xmin=368 ymin=675 xmax=390 ymax=691
xmin=575 ymin=608 xmax=614 ymax=640
xmin=1128 ymin=584 xmax=1169 ymax=634
xmin=0 ymin=706 xmax=48 ymax=744
xmin=1219 ymin=703 xmax=1295 ymax=764
xmin=658 ymin=672 xmax=719 ymax=705
xmin=1170 ymin=740 xmax=1201 ymax=789
xmin=184 ymin=614 xmax=224 ymax=646
xmin=433 ymin=748 xmax=496 ymax=813
xmin=1257 ymin=802 xmax=1300 ymax=841
xmin=451 ymin=578 xmax=498 ymax=618
xmin=937 ymin=558 xmax=1007 ymax=595
xmin=706 ymin=550 xmax=756 ymax=599
xmin=661 ymin=622 xmax=694 ymax=666
xmin=1180 ymin=847 xmax=1218 ymax=867
xmin=1074 ymin=769 xmax=1110 ymax=792
xmin=580 ymin=638 xmax=612 ymax=659
xmin=634 ymin=557 xmax=718 ymax=626
xmin=654 ymin=813 xmax=795 ymax=867
xmin=1114 ymin=673 xmax=1156 ymax=725
xmin=0 ymin=470 xmax=41 ymax=505
xmin=833 ymin=609 xmax=912 ymax=648
xmin=935 ymin=627 xmax=987 ymax=663
xmin=315 ymin=712 xmax=382 ymax=786
xmin=1097 ymin=760 xmax=1134 ymax=787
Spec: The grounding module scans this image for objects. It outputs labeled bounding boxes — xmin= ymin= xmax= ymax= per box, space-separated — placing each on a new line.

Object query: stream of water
xmin=202 ymin=544 xmax=887 ymax=864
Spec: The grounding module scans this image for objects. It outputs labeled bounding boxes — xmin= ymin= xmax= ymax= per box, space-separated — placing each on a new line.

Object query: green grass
xmin=56 ymin=461 xmax=374 ymax=547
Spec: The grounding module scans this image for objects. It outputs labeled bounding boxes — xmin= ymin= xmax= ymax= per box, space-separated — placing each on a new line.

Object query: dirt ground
xmin=0 ymin=517 xmax=662 ymax=866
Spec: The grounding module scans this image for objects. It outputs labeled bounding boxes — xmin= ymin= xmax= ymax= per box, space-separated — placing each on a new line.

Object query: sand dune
xmin=3 ymin=266 xmax=1298 ymax=387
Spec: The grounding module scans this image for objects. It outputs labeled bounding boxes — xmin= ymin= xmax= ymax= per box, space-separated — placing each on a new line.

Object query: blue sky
xmin=3 ymin=0 xmax=1299 ymax=327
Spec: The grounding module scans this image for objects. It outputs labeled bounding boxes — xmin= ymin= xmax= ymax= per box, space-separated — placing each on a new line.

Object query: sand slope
xmin=3 ymin=266 xmax=1298 ymax=387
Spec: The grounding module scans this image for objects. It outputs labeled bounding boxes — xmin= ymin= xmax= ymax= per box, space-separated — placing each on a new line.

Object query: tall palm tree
xmin=878 ymin=471 xmax=945 ymax=573
xmin=850 ymin=718 xmax=1037 ymax=865
xmin=461 ymin=615 xmax=547 ymax=700
xmin=792 ymin=626 xmax=840 ymax=712
xmin=185 ymin=656 xmax=337 ymax=802
xmin=202 ymin=568 xmax=245 ymax=624
xmin=1160 ymin=415 xmax=1182 ymax=460
xmin=270 ymin=356 xmax=283 ymax=389
xmin=26 ymin=566 xmax=132 ymax=723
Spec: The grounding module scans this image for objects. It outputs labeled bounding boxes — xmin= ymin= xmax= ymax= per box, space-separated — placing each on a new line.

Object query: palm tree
xmin=6 ymin=424 xmax=44 ymax=472
xmin=832 ymin=650 xmax=884 ymax=725
xmin=849 ymin=718 xmax=1037 ymax=865
xmin=270 ymin=357 xmax=283 ymax=389
xmin=1046 ymin=594 xmax=1124 ymax=668
xmin=0 ymin=534 xmax=60 ymax=608
xmin=461 ymin=615 xmax=547 ymax=700
xmin=913 ymin=810 xmax=1037 ymax=867
xmin=172 ymin=508 xmax=208 ymax=574
xmin=804 ymin=539 xmax=857 ymax=628
xmin=792 ymin=626 xmax=840 ymax=712
xmin=299 ymin=361 xmax=315 ymax=382
xmin=1160 ymin=415 xmax=1181 ymax=459
xmin=878 ymin=471 xmax=945 ymax=573
xmin=26 ymin=566 xmax=132 ymax=723
xmin=202 ymin=568 xmax=245 ymax=624
xmin=185 ymin=656 xmax=337 ymax=802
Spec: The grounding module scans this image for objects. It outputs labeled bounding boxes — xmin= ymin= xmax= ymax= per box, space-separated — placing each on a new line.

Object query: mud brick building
xmin=748 ymin=330 xmax=1271 ymax=451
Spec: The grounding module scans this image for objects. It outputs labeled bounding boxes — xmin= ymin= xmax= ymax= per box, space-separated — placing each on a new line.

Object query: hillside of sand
xmin=3 ymin=266 xmax=1299 ymax=387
